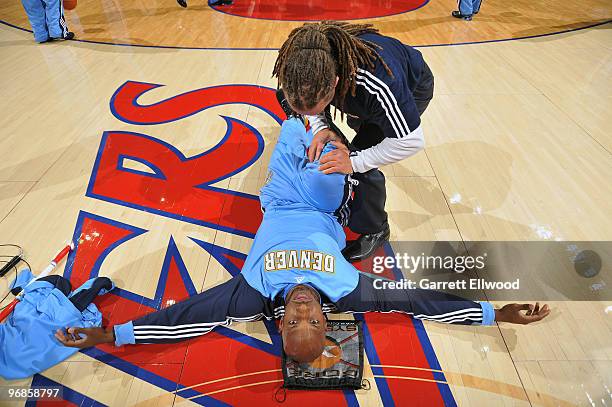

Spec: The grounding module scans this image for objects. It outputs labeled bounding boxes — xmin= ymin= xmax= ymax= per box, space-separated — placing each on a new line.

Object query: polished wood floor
xmin=0 ymin=3 xmax=611 ymax=406
xmin=0 ymin=0 xmax=610 ymax=48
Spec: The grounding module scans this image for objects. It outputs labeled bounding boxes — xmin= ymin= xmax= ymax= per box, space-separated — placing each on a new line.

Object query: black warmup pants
xmin=344 ymin=61 xmax=434 ymax=235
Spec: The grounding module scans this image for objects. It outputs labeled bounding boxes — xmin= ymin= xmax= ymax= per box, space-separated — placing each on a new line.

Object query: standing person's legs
xmin=44 ymin=0 xmax=68 ymax=39
xmin=21 ymin=0 xmax=50 ymax=43
xmin=458 ymin=0 xmax=475 ymax=16
xmin=347 ymin=169 xmax=388 ymax=234
xmin=348 ymin=123 xmax=388 ymax=235
xmin=340 ymin=122 xmax=391 ymax=261
xmin=472 ymin=0 xmax=483 ymax=14
xmin=324 ymin=113 xmax=389 ymax=240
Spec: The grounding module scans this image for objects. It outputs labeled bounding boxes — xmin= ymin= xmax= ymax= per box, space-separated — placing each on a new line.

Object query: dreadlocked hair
xmin=273 ymin=21 xmax=393 ymax=115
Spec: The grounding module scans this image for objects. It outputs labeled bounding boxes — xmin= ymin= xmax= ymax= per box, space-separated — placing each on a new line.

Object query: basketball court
xmin=0 ymin=0 xmax=611 ymax=405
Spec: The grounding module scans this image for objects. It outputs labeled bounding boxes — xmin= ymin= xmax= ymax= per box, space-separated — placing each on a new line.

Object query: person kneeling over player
xmin=57 ymin=118 xmax=550 ymax=362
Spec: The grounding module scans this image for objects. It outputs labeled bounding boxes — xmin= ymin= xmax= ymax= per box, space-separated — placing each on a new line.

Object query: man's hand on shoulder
xmin=55 ymin=327 xmax=115 ymax=348
xmin=319 ymin=141 xmax=353 ymax=174
xmin=495 ymin=302 xmax=550 ymax=325
xmin=308 ymin=129 xmax=341 ymax=162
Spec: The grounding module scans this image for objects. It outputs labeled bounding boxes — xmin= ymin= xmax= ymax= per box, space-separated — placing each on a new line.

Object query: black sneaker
xmin=49 ymin=32 xmax=74 ymax=41
xmin=342 ymin=224 xmax=391 ymax=262
xmin=451 ymin=10 xmax=472 ymax=20
xmin=210 ymin=0 xmax=233 ymax=5
xmin=177 ymin=0 xmax=187 ymax=7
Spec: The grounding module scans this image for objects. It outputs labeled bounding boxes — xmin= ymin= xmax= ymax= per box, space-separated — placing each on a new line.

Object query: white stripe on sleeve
xmin=356 ymin=69 xmax=412 ymax=138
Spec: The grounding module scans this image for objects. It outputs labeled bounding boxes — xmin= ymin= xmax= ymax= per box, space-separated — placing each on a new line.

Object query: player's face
xmin=279 ymin=285 xmax=326 ymax=362
xmin=282 ymin=285 xmax=325 ymax=327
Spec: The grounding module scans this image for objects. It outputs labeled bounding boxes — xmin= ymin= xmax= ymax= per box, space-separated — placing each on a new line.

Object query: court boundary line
xmin=0 ymin=19 xmax=609 ymax=51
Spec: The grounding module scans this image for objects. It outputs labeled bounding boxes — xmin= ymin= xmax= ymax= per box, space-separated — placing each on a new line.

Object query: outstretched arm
xmin=335 ymin=274 xmax=550 ymax=325
xmin=494 ymin=302 xmax=550 ymax=324
xmin=56 ymin=275 xmax=269 ymax=348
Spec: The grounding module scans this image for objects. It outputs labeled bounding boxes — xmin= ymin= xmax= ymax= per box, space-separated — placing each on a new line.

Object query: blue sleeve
xmin=299 ymin=142 xmax=346 ymax=213
xmin=261 ymin=118 xmax=346 ymax=213
xmin=114 ymin=321 xmax=135 ymax=346
xmin=479 ymin=302 xmax=496 ymax=326
xmin=259 ymin=119 xmax=307 ymax=209
xmin=276 ymin=117 xmax=310 ymax=151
